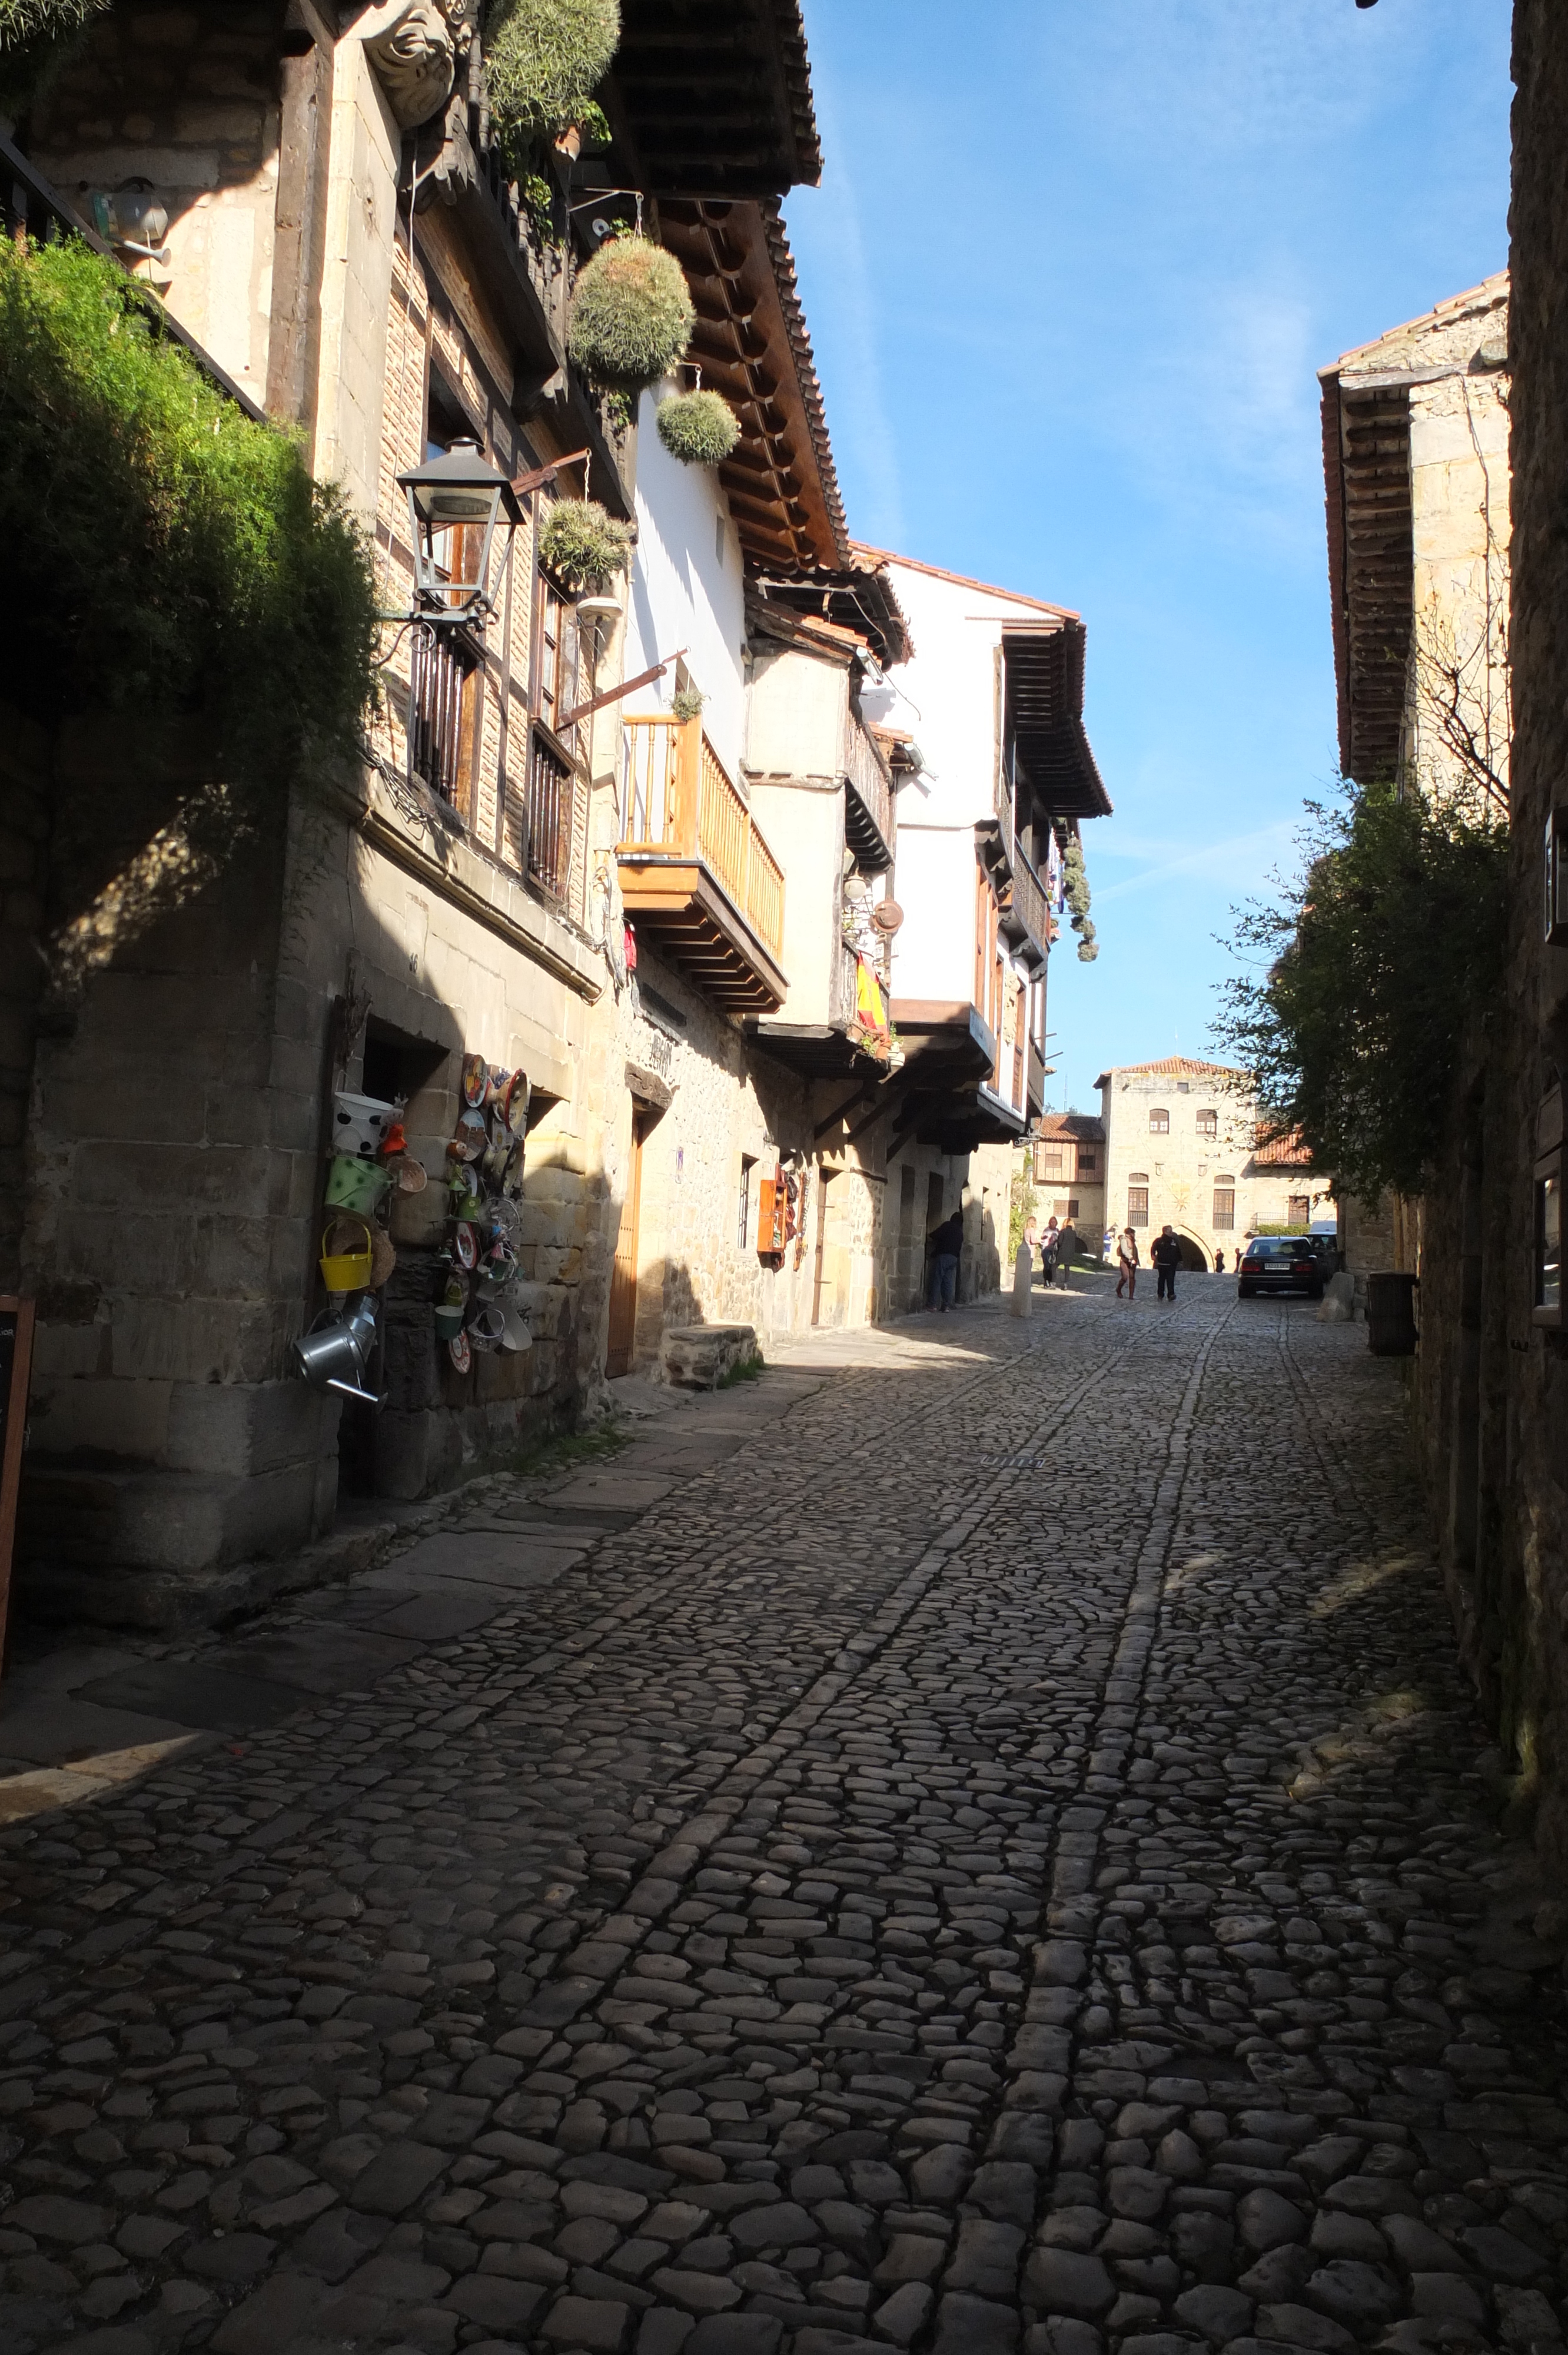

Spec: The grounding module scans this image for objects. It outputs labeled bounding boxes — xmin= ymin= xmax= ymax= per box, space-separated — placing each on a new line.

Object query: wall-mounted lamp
xmin=397 ymin=438 xmax=521 ymax=624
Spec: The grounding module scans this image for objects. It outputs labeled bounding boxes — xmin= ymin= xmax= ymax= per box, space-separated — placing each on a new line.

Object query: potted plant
xmin=484 ymin=0 xmax=620 ymax=172
xmin=568 ymin=232 xmax=694 ymax=395
xmin=656 ymin=388 xmax=740 ymax=466
xmin=537 ymin=496 xmax=632 ymax=588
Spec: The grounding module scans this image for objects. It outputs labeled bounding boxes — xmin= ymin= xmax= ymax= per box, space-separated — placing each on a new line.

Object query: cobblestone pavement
xmin=1 ymin=1279 xmax=1566 ymax=2355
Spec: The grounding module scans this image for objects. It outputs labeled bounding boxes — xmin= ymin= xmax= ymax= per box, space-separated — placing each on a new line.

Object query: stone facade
xmin=1403 ymin=2 xmax=1568 ymax=1885
xmin=1097 ymin=1057 xmax=1328 ymax=1268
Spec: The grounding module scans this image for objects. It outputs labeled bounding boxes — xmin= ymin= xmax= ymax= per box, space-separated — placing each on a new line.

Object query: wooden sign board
xmin=0 ymin=1298 xmax=36 ymax=1669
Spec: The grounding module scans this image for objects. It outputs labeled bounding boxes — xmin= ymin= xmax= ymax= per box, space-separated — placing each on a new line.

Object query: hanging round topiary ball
xmin=484 ymin=0 xmax=620 ymax=140
xmin=655 ymin=389 xmax=740 ymax=467
xmin=568 ymin=233 xmax=694 ymax=393
xmin=536 ymin=496 xmax=633 ymax=588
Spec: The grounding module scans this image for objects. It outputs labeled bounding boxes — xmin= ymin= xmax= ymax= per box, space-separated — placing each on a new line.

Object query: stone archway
xmin=1174 ymin=1229 xmax=1210 ymax=1272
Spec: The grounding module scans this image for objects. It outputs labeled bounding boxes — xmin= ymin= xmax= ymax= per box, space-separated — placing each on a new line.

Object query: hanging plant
xmin=670 ymin=686 xmax=704 ymax=723
xmin=1076 ymin=921 xmax=1099 ymax=965
xmin=537 ymin=496 xmax=632 ymax=588
xmin=568 ymin=233 xmax=693 ymax=394
xmin=484 ymin=0 xmax=619 ymax=160
xmin=656 ymin=388 xmax=740 ymax=467
xmin=0 ymin=0 xmax=110 ymax=117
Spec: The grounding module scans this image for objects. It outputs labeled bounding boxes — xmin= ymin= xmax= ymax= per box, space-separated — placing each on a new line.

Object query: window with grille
xmin=1077 ymin=1147 xmax=1097 ymax=1174
xmin=1197 ymin=1108 xmax=1218 ymax=1137
xmin=407 ymin=624 xmax=478 ymax=810
xmin=1128 ymin=1183 xmax=1149 ymax=1226
xmin=1148 ymin=1106 xmax=1170 ymax=1133
xmin=525 ymin=726 xmax=572 ymax=898
xmin=1213 ymin=1187 xmax=1235 ymax=1229
xmin=1288 ymin=1193 xmax=1311 ymax=1225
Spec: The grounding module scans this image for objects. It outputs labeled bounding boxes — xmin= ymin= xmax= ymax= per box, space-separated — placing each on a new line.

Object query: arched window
xmin=1148 ymin=1106 xmax=1170 ymax=1133
xmin=1196 ymin=1107 xmax=1217 ymax=1137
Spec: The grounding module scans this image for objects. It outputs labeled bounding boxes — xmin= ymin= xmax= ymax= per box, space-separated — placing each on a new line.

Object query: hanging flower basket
xmin=568 ymin=233 xmax=693 ymax=393
xmin=537 ymin=496 xmax=632 ymax=589
xmin=484 ymin=0 xmax=620 ymax=144
xmin=656 ymin=389 xmax=740 ymax=466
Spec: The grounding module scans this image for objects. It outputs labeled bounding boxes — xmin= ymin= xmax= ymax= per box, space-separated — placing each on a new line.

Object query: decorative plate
xmin=448 ymin=1331 xmax=471 ymax=1373
xmin=461 ymin=1053 xmax=489 ymax=1107
xmin=453 ymin=1221 xmax=479 ymax=1270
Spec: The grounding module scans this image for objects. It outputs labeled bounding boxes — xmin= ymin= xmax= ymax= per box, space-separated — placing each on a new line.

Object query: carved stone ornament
xmin=363 ymin=0 xmax=477 ymax=131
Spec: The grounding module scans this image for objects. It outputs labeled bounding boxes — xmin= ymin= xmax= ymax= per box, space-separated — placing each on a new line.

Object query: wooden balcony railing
xmin=1008 ymin=853 xmax=1051 ymax=963
xmin=842 ymin=717 xmax=894 ymax=867
xmin=621 ymin=714 xmax=786 ymax=963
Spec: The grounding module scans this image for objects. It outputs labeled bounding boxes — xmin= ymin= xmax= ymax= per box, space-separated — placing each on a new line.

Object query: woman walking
xmin=1116 ymin=1227 xmax=1140 ymax=1300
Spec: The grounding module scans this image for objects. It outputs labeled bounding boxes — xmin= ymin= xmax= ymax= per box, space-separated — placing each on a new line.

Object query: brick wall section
xmin=0 ymin=713 xmax=52 ymax=1295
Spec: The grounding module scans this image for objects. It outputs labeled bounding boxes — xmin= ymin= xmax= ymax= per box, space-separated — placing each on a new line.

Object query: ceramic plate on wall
xmin=448 ymin=1331 xmax=471 ymax=1373
xmin=461 ymin=1054 xmax=488 ymax=1107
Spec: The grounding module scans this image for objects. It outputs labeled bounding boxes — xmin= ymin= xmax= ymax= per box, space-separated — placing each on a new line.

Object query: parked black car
xmin=1237 ymin=1235 xmax=1324 ymax=1300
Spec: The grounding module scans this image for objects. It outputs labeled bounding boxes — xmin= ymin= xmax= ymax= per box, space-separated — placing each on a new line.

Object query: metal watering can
xmin=293 ymin=1293 xmax=381 ymax=1405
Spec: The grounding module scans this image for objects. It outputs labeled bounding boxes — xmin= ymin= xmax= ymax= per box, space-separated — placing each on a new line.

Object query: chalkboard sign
xmin=0 ymin=1298 xmax=36 ymax=1667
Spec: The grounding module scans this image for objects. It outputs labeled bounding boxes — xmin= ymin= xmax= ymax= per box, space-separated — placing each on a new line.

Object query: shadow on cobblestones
xmin=0 ymin=1284 xmax=1563 ymax=2355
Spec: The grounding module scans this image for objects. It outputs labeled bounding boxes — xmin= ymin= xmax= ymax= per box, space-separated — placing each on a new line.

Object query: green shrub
xmin=1214 ymin=779 xmax=1510 ymax=1198
xmin=485 ymin=0 xmax=619 ymax=149
xmin=0 ymin=0 xmax=109 ymax=115
xmin=568 ymin=233 xmax=693 ymax=393
xmin=537 ymin=495 xmax=632 ymax=587
xmin=0 ymin=238 xmax=376 ymax=803
xmin=670 ymin=685 xmax=704 ymax=722
xmin=656 ymin=388 xmax=739 ymax=466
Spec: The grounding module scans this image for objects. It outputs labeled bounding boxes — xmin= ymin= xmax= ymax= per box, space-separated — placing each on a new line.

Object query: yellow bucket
xmin=320 ymin=1215 xmax=374 ymax=1295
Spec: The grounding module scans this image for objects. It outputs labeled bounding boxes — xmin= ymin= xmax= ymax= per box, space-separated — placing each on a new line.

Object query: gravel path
xmin=1 ymin=1279 xmax=1564 ymax=2355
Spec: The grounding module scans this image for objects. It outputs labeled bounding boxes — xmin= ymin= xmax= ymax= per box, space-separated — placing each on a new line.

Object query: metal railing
xmin=622 ymin=714 xmax=786 ymax=961
xmin=526 ymin=726 xmax=574 ymax=898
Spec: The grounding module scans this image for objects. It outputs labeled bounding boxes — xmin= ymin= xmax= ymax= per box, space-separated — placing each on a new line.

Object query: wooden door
xmin=811 ymin=1169 xmax=835 ymax=1326
xmin=606 ymin=1106 xmax=645 ymax=1376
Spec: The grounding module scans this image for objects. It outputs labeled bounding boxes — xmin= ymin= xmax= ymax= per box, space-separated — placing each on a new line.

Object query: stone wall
xmin=32 ymin=2 xmax=285 ymax=404
xmin=0 ymin=712 xmax=51 ymax=1297
xmin=1411 ymin=4 xmax=1568 ymax=1883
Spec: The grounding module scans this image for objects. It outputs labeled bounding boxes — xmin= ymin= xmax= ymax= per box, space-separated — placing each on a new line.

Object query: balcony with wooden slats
xmin=842 ymin=714 xmax=895 ymax=871
xmin=620 ymin=715 xmax=788 ymax=1011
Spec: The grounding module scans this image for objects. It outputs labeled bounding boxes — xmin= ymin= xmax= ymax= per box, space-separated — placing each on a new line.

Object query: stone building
xmin=1321 ymin=273 xmax=1510 ymax=815
xmin=0 ymin=0 xmax=832 ymax=1622
xmin=1097 ymin=1058 xmax=1330 ymax=1269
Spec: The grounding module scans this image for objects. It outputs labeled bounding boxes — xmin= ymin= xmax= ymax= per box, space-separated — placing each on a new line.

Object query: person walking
xmin=1102 ymin=1226 xmax=1117 ymax=1268
xmin=1116 ymin=1228 xmax=1140 ymax=1299
xmin=1055 ymin=1218 xmax=1079 ymax=1287
xmin=1151 ymin=1223 xmax=1182 ymax=1302
xmin=1040 ymin=1218 xmax=1059 ymax=1288
xmin=1214 ymin=1247 xmax=1225 ymax=1276
xmin=926 ymin=1206 xmax=964 ymax=1313
xmin=1011 ymin=1217 xmax=1037 ymax=1318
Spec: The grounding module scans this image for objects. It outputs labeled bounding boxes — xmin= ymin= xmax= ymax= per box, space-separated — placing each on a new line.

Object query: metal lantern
xmin=397 ymin=439 xmax=520 ymax=622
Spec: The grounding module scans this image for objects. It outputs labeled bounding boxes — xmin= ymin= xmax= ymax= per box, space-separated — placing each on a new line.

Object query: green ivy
xmin=0 ymin=238 xmax=377 ymax=808
xmin=1214 ymin=779 xmax=1510 ymax=1199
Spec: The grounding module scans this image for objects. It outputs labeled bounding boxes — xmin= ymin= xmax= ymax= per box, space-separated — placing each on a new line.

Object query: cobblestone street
xmin=1 ymin=1279 xmax=1565 ymax=2355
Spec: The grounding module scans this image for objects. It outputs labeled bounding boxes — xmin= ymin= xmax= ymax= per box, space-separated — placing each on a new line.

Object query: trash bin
xmin=1365 ymin=1269 xmax=1419 ymax=1356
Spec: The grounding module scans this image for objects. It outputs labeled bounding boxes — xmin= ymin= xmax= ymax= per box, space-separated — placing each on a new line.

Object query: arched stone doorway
xmin=1174 ymin=1229 xmax=1210 ymax=1272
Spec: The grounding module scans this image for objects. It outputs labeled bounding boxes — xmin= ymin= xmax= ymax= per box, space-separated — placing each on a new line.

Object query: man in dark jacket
xmin=927 ymin=1208 xmax=964 ymax=1312
xmin=1055 ymin=1219 xmax=1080 ymax=1286
xmin=1151 ymin=1224 xmax=1182 ymax=1302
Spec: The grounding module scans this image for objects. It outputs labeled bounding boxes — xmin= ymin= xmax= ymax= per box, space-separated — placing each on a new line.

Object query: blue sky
xmin=786 ymin=0 xmax=1513 ymax=1112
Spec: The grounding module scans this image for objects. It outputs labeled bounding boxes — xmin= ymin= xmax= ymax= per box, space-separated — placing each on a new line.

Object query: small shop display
xmin=293 ymin=1292 xmax=380 ymax=1405
xmin=331 ymin=1091 xmax=400 ymax=1159
xmin=437 ymin=1060 xmax=533 ymax=1365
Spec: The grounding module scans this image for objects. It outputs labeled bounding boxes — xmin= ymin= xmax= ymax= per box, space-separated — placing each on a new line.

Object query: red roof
xmin=1036 ymin=1112 xmax=1105 ymax=1142
xmin=1251 ymin=1129 xmax=1315 ymax=1169
xmin=1094 ymin=1056 xmax=1240 ymax=1086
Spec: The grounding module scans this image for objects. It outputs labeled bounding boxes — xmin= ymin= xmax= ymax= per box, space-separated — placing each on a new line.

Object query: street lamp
xmin=397 ymin=439 xmax=521 ymax=625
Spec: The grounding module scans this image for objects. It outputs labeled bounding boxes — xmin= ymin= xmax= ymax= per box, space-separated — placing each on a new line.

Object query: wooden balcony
xmin=620 ymin=715 xmax=788 ymax=1011
xmin=843 ymin=718 xmax=895 ymax=871
xmin=999 ymin=850 xmax=1051 ymax=973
